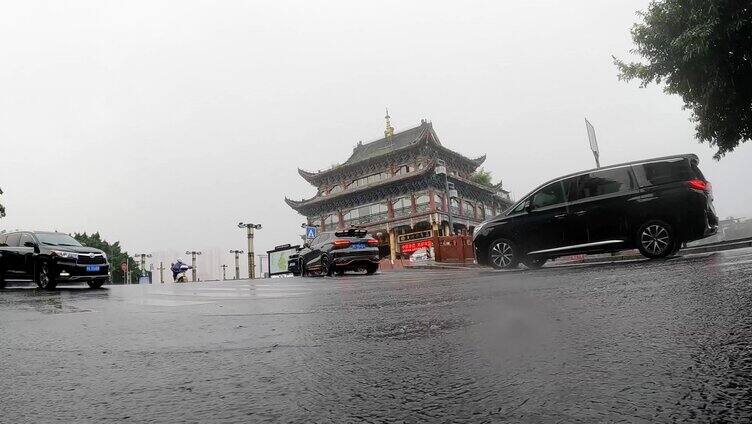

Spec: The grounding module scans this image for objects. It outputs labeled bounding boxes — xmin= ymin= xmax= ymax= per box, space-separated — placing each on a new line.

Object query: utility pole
xmin=133 ymin=253 xmax=152 ymax=277
xmin=221 ymin=264 xmax=228 ymax=280
xmin=229 ymin=250 xmax=243 ymax=279
xmin=238 ymin=222 xmax=262 ymax=279
xmin=435 ymin=159 xmax=457 ymax=235
xmin=185 ymin=250 xmax=202 ymax=282
xmin=157 ymin=262 xmax=165 ymax=284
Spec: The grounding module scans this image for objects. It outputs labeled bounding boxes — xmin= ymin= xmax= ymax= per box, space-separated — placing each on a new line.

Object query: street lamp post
xmin=157 ymin=262 xmax=165 ymax=284
xmin=435 ymin=160 xmax=456 ymax=235
xmin=238 ymin=222 xmax=262 ymax=279
xmin=221 ymin=264 xmax=228 ymax=281
xmin=229 ymin=250 xmax=244 ymax=280
xmin=185 ymin=250 xmax=202 ymax=282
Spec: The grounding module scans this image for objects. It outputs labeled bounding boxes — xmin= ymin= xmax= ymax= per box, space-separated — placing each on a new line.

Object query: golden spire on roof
xmin=384 ymin=108 xmax=394 ymax=142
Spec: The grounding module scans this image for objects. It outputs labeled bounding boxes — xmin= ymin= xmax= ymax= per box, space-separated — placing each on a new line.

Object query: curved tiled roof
xmin=296 ymin=120 xmax=485 ymax=185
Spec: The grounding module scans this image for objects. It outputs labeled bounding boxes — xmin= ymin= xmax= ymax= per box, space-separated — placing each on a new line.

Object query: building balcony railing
xmin=415 ymin=203 xmax=430 ymax=213
xmin=393 ymin=207 xmax=412 ymax=219
xmin=343 ymin=212 xmax=389 ymax=227
xmin=450 ymin=206 xmax=460 ymax=216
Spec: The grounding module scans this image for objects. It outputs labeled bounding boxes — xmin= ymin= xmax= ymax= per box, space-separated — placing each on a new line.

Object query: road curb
xmin=682 ymin=240 xmax=752 ymax=255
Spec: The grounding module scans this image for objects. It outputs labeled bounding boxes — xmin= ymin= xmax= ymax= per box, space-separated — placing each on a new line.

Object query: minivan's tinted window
xmin=532 ymin=181 xmax=566 ymax=209
xmin=507 ymin=201 xmax=527 ymax=216
xmin=5 ymin=233 xmax=20 ymax=247
xmin=571 ymin=168 xmax=634 ymax=201
xmin=632 ymin=159 xmax=693 ymax=186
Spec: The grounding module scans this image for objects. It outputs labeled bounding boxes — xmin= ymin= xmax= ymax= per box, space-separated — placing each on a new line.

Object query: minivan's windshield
xmin=36 ymin=233 xmax=82 ymax=247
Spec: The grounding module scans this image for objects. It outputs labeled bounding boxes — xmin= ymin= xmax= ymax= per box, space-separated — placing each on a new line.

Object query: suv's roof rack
xmin=335 ymin=228 xmax=368 ymax=237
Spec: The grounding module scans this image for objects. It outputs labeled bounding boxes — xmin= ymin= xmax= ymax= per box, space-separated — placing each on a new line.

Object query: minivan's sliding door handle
xmin=574 ymin=210 xmax=587 ymax=216
xmin=554 ymin=213 xmax=567 ymax=219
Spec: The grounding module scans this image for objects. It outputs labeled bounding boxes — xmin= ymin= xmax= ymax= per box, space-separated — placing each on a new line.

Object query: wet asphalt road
xmin=2 ymin=249 xmax=752 ymax=423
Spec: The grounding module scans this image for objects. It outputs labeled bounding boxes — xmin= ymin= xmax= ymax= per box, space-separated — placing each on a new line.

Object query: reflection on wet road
xmin=2 ymin=249 xmax=752 ymax=422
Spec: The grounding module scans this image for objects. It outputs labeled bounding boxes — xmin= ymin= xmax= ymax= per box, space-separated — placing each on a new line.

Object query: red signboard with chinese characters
xmin=400 ymin=239 xmax=433 ymax=254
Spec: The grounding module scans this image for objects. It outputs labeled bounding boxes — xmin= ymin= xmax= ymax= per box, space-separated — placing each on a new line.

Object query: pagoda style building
xmin=285 ymin=115 xmax=512 ymax=260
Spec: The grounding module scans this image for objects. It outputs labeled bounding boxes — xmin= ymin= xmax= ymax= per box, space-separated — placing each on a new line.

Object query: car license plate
xmin=86 ymin=265 xmax=100 ymax=272
xmin=353 ymin=243 xmax=365 ymax=249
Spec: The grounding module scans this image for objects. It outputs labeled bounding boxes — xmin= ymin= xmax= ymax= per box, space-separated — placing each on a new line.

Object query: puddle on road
xmin=128 ymin=299 xmax=215 ymax=307
xmin=0 ymin=286 xmax=110 ymax=314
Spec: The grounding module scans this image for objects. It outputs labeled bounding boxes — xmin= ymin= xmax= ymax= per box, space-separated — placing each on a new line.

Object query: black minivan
xmin=473 ymin=154 xmax=718 ymax=269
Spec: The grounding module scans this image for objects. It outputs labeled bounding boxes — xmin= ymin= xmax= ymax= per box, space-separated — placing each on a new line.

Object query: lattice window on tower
xmin=464 ymin=200 xmax=476 ymax=219
xmin=450 ymin=198 xmax=460 ymax=216
xmin=323 ymin=213 xmax=340 ymax=230
xmin=434 ymin=193 xmax=444 ymax=211
xmin=392 ymin=197 xmax=412 ymax=218
xmin=415 ymin=193 xmax=430 ymax=213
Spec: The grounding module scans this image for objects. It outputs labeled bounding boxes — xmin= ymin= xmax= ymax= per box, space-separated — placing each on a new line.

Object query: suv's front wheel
xmin=488 ymin=238 xmax=519 ymax=269
xmin=637 ymin=220 xmax=675 ymax=259
xmin=36 ymin=262 xmax=57 ymax=290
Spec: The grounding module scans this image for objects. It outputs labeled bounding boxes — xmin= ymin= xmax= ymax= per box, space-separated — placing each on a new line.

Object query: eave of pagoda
xmin=296 ymin=123 xmax=486 ymax=187
xmin=285 ymin=168 xmax=511 ymax=216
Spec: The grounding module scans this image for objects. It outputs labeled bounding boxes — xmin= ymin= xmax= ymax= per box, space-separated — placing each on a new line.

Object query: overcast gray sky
xmin=2 ymin=0 xmax=750 ymax=276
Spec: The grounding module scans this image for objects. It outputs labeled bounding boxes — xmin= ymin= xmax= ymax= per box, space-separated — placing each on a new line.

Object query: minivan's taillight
xmin=687 ymin=179 xmax=711 ymax=193
xmin=332 ymin=239 xmax=351 ymax=249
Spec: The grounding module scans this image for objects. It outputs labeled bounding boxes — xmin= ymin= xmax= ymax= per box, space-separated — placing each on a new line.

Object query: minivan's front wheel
xmin=488 ymin=238 xmax=519 ymax=270
xmin=637 ymin=220 xmax=675 ymax=259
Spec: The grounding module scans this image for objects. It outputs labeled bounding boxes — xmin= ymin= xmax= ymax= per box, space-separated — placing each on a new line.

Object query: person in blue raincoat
xmin=170 ymin=259 xmax=191 ymax=282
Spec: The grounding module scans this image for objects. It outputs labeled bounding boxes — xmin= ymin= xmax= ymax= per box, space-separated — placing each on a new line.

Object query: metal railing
xmin=343 ymin=212 xmax=389 ymax=227
xmin=393 ymin=207 xmax=412 ymax=219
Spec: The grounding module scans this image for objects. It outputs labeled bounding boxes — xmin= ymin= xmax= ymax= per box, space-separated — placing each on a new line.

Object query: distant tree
xmin=614 ymin=0 xmax=752 ymax=159
xmin=73 ymin=232 xmax=140 ymax=284
xmin=470 ymin=168 xmax=494 ymax=187
xmin=0 ymin=187 xmax=5 ymax=218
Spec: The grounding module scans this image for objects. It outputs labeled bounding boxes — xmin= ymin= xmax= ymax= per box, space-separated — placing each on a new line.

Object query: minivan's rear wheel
xmin=637 ymin=220 xmax=675 ymax=259
xmin=488 ymin=239 xmax=519 ymax=270
xmin=36 ymin=262 xmax=57 ymax=290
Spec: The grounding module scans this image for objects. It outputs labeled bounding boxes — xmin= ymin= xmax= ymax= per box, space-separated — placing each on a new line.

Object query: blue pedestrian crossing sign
xmin=305 ymin=226 xmax=317 ymax=239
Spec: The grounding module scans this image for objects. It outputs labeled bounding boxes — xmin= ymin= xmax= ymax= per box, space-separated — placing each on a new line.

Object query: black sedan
xmin=291 ymin=229 xmax=380 ymax=276
xmin=0 ymin=231 xmax=110 ymax=289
